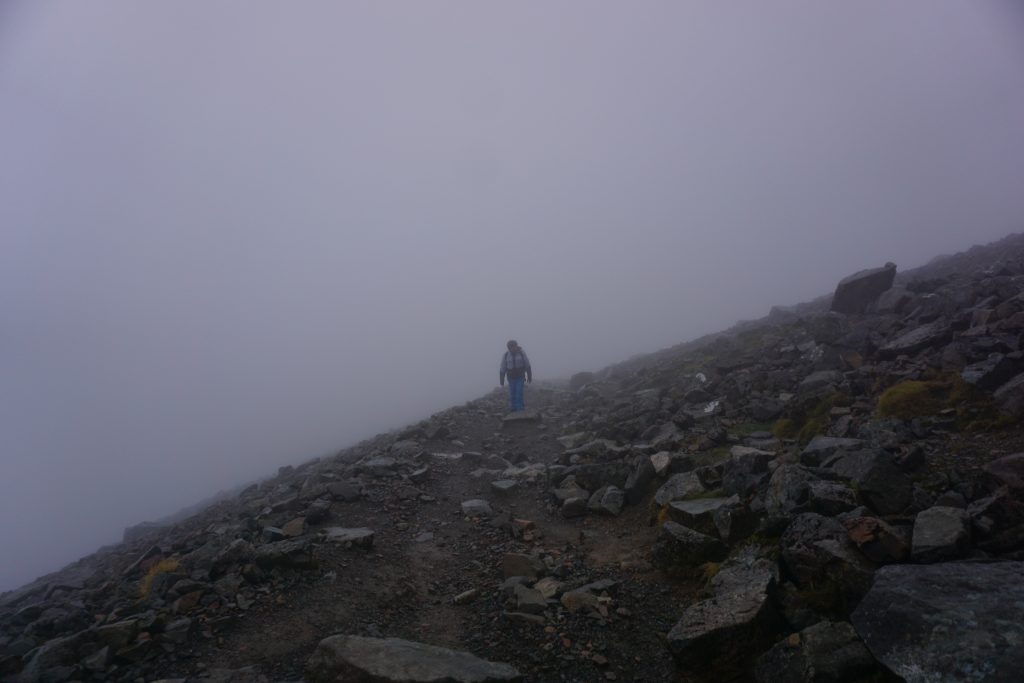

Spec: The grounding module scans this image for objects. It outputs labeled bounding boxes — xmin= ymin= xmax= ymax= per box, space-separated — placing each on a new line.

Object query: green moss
xmin=773 ymin=392 xmax=850 ymax=446
xmin=876 ymin=375 xmax=1014 ymax=431
xmin=876 ymin=380 xmax=948 ymax=419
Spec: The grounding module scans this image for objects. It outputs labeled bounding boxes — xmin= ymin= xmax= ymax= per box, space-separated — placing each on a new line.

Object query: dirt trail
xmin=172 ymin=387 xmax=687 ymax=682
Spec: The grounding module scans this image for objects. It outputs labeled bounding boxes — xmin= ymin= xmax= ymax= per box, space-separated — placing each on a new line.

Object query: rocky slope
xmin=5 ymin=233 xmax=1024 ymax=683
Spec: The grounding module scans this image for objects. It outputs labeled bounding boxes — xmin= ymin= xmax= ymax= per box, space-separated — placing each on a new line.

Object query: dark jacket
xmin=500 ymin=349 xmax=531 ymax=383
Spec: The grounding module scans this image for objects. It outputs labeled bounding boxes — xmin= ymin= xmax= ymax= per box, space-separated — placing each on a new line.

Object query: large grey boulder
xmin=911 ymin=506 xmax=971 ymax=563
xmin=880 ymin=322 xmax=952 ymax=357
xmin=651 ymin=521 xmax=727 ymax=573
xmin=755 ymin=620 xmax=876 ymax=683
xmin=666 ymin=496 xmax=742 ymax=539
xmin=666 ymin=555 xmax=779 ymax=677
xmin=961 ymin=353 xmax=1019 ymax=390
xmin=830 ymin=263 xmax=896 ymax=314
xmin=800 ymin=436 xmax=862 ymax=467
xmin=765 ymin=465 xmax=817 ymax=516
xmin=305 ymin=635 xmax=521 ymax=682
xmin=829 ymin=450 xmax=911 ymax=515
xmin=781 ymin=513 xmax=875 ymax=605
xmin=722 ymin=446 xmax=775 ymax=497
xmin=852 ymin=562 xmax=1024 ymax=683
xmin=653 ymin=472 xmax=706 ymax=507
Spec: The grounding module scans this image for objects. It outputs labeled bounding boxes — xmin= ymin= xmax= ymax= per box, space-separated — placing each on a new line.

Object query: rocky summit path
xmin=7 ymin=232 xmax=1024 ymax=683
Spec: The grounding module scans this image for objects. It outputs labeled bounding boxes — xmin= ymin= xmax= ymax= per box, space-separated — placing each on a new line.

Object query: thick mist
xmin=3 ymin=2 xmax=1024 ymax=591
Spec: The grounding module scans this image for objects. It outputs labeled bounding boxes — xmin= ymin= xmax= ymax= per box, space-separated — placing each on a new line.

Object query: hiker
xmin=499 ymin=339 xmax=532 ymax=411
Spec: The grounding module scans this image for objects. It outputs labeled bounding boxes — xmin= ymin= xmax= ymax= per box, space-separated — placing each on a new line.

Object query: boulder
xmin=722 ymin=447 xmax=775 ymax=497
xmin=252 ymin=537 xmax=315 ymax=569
xmin=961 ymin=353 xmax=1019 ymax=390
xmin=587 ymin=486 xmax=624 ymax=516
xmin=666 ymin=496 xmax=741 ymax=538
xmin=780 ymin=513 xmax=875 ymax=604
xmin=830 ymin=263 xmax=896 ymax=314
xmin=994 ymin=372 xmax=1024 ymax=416
xmin=806 ymin=480 xmax=859 ymax=517
xmin=765 ymin=465 xmax=817 ymax=516
xmin=984 ymin=452 xmax=1024 ymax=492
xmin=829 ymin=450 xmax=912 ymax=515
xmin=911 ymin=506 xmax=971 ymax=563
xmin=843 ymin=516 xmax=909 ymax=563
xmin=880 ymin=322 xmax=952 ymax=357
xmin=852 ymin=562 xmax=1024 ymax=683
xmin=755 ymin=620 xmax=876 ymax=683
xmin=323 ymin=527 xmax=375 ymax=548
xmin=651 ymin=522 xmax=727 ymax=573
xmin=461 ymin=499 xmax=494 ymax=518
xmin=653 ymin=472 xmax=706 ymax=507
xmin=305 ymin=635 xmax=521 ymax=683
xmin=800 ymin=436 xmax=862 ymax=467
xmin=666 ymin=556 xmax=779 ymax=677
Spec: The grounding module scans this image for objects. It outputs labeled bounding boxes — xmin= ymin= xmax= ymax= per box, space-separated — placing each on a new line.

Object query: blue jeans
xmin=507 ymin=378 xmax=525 ymax=411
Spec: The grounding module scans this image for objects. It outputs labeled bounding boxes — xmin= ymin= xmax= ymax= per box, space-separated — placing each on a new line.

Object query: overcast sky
xmin=2 ymin=2 xmax=1024 ymax=591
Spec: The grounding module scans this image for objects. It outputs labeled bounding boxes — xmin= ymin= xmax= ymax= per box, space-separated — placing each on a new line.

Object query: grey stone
xmin=781 ymin=513 xmax=875 ymax=602
xmin=880 ymin=322 xmax=952 ymax=357
xmin=651 ymin=521 xmax=728 ymax=573
xmin=984 ymin=452 xmax=1024 ymax=492
xmin=490 ymin=480 xmax=519 ymax=495
xmin=911 ymin=506 xmax=971 ymax=563
xmin=962 ymin=353 xmax=1018 ymax=390
xmin=755 ymin=621 xmax=876 ymax=683
xmin=994 ymin=372 xmax=1024 ymax=416
xmin=461 ymin=499 xmax=494 ymax=518
xmin=323 ymin=527 xmax=375 ymax=548
xmin=722 ymin=447 xmax=774 ymax=497
xmin=765 ymin=465 xmax=817 ymax=515
xmin=830 ymin=263 xmax=896 ymax=314
xmin=305 ymin=635 xmax=521 ymax=683
xmin=800 ymin=436 xmax=863 ymax=467
xmin=666 ymin=496 xmax=741 ymax=538
xmin=666 ymin=556 xmax=779 ymax=677
xmin=830 ymin=450 xmax=912 ymax=515
xmin=653 ymin=472 xmax=706 ymax=507
xmin=512 ymin=584 xmax=547 ymax=615
xmin=561 ymin=496 xmax=588 ymax=518
xmin=852 ymin=562 xmax=1024 ymax=683
xmin=806 ymin=480 xmax=859 ymax=516
xmin=328 ymin=481 xmax=363 ymax=502
xmin=252 ymin=537 xmax=315 ymax=569
xmin=305 ymin=498 xmax=332 ymax=524
xmin=587 ymin=486 xmax=624 ymax=516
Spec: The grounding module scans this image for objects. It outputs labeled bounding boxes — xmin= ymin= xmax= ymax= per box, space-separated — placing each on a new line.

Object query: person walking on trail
xmin=499 ymin=339 xmax=532 ymax=412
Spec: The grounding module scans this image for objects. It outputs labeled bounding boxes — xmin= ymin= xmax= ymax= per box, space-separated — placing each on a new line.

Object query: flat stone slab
xmin=852 ymin=561 xmax=1024 ymax=683
xmin=305 ymin=635 xmax=521 ymax=682
xmin=322 ymin=527 xmax=375 ymax=547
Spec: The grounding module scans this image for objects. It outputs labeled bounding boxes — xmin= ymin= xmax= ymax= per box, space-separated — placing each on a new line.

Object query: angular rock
xmin=755 ymin=620 xmax=876 ymax=683
xmin=911 ymin=506 xmax=971 ymax=563
xmin=829 ymin=450 xmax=911 ymax=515
xmin=651 ymin=521 xmax=727 ymax=573
xmin=490 ymin=480 xmax=519 ymax=495
xmin=561 ymin=497 xmax=589 ymax=518
xmin=722 ymin=447 xmax=774 ymax=497
xmin=582 ymin=485 xmax=620 ymax=516
xmin=512 ymin=584 xmax=546 ymax=615
xmin=843 ymin=516 xmax=909 ymax=563
xmin=253 ymin=537 xmax=315 ymax=569
xmin=780 ymin=513 xmax=875 ymax=603
xmin=806 ymin=480 xmax=859 ymax=517
xmin=961 ymin=353 xmax=1018 ymax=390
xmin=765 ymin=465 xmax=817 ymax=516
xmin=984 ymin=452 xmax=1024 ymax=492
xmin=305 ymin=635 xmax=521 ymax=682
xmin=994 ymin=372 xmax=1024 ymax=416
xmin=830 ymin=263 xmax=896 ymax=314
xmin=880 ymin=322 xmax=952 ymax=357
xmin=666 ymin=556 xmax=779 ymax=677
xmin=461 ymin=499 xmax=494 ymax=518
xmin=653 ymin=472 xmax=706 ymax=507
xmin=323 ymin=527 xmax=375 ymax=548
xmin=666 ymin=496 xmax=741 ymax=538
xmin=852 ymin=562 xmax=1024 ymax=683
xmin=800 ymin=436 xmax=862 ymax=467
xmin=328 ymin=481 xmax=363 ymax=502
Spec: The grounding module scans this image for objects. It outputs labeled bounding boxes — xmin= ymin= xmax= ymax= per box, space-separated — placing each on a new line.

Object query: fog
xmin=2 ymin=2 xmax=1024 ymax=591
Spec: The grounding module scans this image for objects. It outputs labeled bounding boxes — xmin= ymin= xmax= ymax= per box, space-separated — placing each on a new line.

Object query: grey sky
xmin=2 ymin=2 xmax=1024 ymax=590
